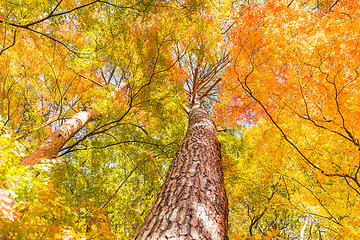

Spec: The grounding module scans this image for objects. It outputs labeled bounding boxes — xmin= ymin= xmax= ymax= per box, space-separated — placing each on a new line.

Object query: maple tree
xmin=216 ymin=0 xmax=360 ymax=239
xmin=2 ymin=0 xmax=360 ymax=239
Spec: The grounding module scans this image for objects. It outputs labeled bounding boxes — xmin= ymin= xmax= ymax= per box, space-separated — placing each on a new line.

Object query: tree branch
xmin=0 ymin=29 xmax=17 ymax=55
xmin=198 ymin=78 xmax=222 ymax=100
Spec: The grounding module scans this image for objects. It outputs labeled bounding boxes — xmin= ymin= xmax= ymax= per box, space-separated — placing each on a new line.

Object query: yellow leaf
xmin=255 ymin=233 xmax=262 ymax=240
xmin=230 ymin=232 xmax=242 ymax=240
xmin=271 ymin=229 xmax=280 ymax=236
xmin=276 ymin=237 xmax=285 ymax=240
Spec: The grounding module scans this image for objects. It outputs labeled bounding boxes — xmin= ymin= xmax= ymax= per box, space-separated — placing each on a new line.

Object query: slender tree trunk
xmin=136 ymin=101 xmax=228 ymax=240
xmin=19 ymin=108 xmax=97 ymax=166
xmin=1 ymin=109 xmax=97 ymax=221
xmin=300 ymin=215 xmax=310 ymax=240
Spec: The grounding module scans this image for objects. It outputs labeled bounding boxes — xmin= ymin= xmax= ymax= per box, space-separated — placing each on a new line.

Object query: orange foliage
xmin=219 ymin=0 xmax=360 ymax=238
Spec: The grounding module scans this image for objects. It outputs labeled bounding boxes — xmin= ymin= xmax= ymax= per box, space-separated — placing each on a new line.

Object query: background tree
xmin=217 ymin=0 xmax=360 ymax=239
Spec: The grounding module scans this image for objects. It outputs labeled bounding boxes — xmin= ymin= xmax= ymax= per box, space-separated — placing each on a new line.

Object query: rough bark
xmin=19 ymin=108 xmax=97 ymax=166
xmin=136 ymin=102 xmax=228 ymax=240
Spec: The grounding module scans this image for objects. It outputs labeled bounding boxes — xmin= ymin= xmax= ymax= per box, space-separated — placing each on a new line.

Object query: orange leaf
xmin=271 ymin=229 xmax=280 ymax=236
xmin=230 ymin=232 xmax=242 ymax=240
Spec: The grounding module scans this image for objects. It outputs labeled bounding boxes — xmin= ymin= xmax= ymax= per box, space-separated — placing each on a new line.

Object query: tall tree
xmin=136 ymin=98 xmax=228 ymax=239
xmin=136 ymin=46 xmax=229 ymax=238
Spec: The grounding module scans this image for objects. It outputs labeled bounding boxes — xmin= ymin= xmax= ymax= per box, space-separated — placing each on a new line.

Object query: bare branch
xmin=287 ymin=0 xmax=295 ymax=8
xmin=329 ymin=0 xmax=340 ymax=12
xmin=182 ymin=104 xmax=190 ymax=114
xmin=100 ymin=161 xmax=143 ymax=210
xmin=70 ymin=70 xmax=104 ymax=87
xmin=198 ymin=78 xmax=222 ymax=100
xmin=0 ymin=29 xmax=17 ymax=55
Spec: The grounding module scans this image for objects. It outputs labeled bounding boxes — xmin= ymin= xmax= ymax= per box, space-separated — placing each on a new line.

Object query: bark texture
xmin=136 ymin=102 xmax=228 ymax=240
xmin=19 ymin=108 xmax=97 ymax=166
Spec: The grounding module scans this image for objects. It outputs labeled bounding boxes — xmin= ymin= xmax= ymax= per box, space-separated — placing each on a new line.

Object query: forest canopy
xmin=1 ymin=0 xmax=360 ymax=239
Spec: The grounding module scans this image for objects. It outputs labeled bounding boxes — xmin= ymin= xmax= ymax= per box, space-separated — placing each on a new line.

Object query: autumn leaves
xmin=218 ymin=1 xmax=360 ymax=239
xmin=1 ymin=0 xmax=360 ymax=239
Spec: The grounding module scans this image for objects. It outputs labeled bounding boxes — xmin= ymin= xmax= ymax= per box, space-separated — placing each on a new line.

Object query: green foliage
xmin=0 ymin=122 xmax=77 ymax=239
xmin=50 ymin=108 xmax=187 ymax=238
xmin=0 ymin=121 xmax=24 ymax=183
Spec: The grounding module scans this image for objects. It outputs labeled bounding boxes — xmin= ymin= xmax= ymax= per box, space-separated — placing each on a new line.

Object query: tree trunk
xmin=1 ymin=109 xmax=97 ymax=221
xmin=136 ymin=102 xmax=228 ymax=240
xmin=300 ymin=215 xmax=310 ymax=240
xmin=19 ymin=108 xmax=97 ymax=166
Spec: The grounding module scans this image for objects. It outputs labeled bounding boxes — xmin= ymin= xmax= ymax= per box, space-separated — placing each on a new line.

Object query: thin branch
xmin=0 ymin=0 xmax=142 ymax=55
xmin=0 ymin=29 xmax=17 ymax=55
xmin=198 ymin=78 xmax=222 ymax=100
xmin=329 ymin=0 xmax=340 ymax=12
xmin=287 ymin=0 xmax=295 ymax=8
xmin=71 ymin=70 xmax=104 ymax=87
xmin=182 ymin=104 xmax=190 ymax=114
xmin=59 ymin=105 xmax=134 ymax=155
xmin=281 ymin=176 xmax=341 ymax=225
xmin=15 ymin=115 xmax=64 ymax=140
xmin=238 ymin=67 xmax=352 ymax=179
xmin=100 ymin=163 xmax=141 ymax=210
xmin=108 ymin=67 xmax=116 ymax=84
xmin=62 ymin=139 xmax=166 ymax=155
xmin=343 ymin=177 xmax=360 ymax=196
xmin=25 ymin=0 xmax=98 ymax=28
xmin=288 ymin=174 xmax=342 ymax=226
xmin=26 ymin=27 xmax=80 ymax=56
